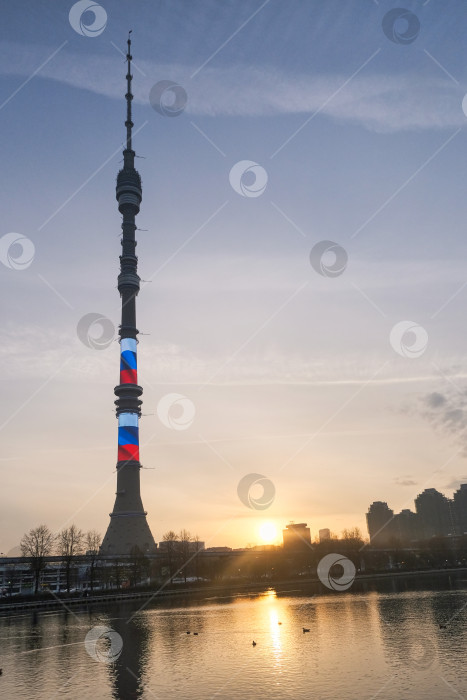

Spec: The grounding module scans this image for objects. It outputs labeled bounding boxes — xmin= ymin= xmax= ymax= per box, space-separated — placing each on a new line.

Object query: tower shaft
xmin=101 ymin=35 xmax=157 ymax=556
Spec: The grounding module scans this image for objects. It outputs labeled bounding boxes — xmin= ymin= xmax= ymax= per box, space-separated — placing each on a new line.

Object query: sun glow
xmin=259 ymin=521 xmax=278 ymax=544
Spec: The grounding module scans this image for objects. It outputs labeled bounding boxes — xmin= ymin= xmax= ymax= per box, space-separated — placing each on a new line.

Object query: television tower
xmin=101 ymin=34 xmax=157 ymax=555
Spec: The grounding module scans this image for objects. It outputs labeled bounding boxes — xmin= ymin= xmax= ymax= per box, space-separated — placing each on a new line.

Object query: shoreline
xmin=1 ymin=566 xmax=466 ymax=615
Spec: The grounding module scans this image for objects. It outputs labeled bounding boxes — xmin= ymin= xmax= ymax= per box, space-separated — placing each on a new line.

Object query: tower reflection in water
xmin=107 ymin=611 xmax=152 ymax=700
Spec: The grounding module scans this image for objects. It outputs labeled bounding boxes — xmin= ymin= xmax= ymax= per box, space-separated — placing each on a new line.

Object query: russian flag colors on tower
xmin=120 ymin=337 xmax=138 ymax=384
xmin=118 ymin=412 xmax=139 ymax=462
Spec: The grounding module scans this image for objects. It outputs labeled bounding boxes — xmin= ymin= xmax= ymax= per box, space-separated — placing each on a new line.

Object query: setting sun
xmin=259 ymin=522 xmax=278 ymax=544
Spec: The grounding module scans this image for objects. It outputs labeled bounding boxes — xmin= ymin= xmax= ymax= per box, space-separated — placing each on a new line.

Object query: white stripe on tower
xmin=121 ymin=338 xmax=137 ymax=353
xmin=118 ymin=413 xmax=138 ymax=427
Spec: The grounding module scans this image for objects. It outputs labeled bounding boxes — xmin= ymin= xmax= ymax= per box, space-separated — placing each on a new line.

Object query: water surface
xmin=1 ymin=576 xmax=467 ymax=699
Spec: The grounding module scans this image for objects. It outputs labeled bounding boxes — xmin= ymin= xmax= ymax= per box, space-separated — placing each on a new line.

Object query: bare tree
xmin=192 ymin=534 xmax=203 ymax=581
xmin=56 ymin=524 xmax=85 ymax=593
xmin=341 ymin=527 xmax=364 ymax=545
xmin=178 ymin=529 xmax=192 ymax=583
xmin=162 ymin=530 xmax=179 ymax=581
xmin=85 ymin=530 xmax=101 ymax=593
xmin=20 ymin=524 xmax=55 ymax=595
xmin=163 ymin=530 xmax=178 ymax=542
xmin=340 ymin=527 xmax=364 ymax=570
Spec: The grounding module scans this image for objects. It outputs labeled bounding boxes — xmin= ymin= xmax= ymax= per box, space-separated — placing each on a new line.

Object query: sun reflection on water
xmin=260 ymin=591 xmax=284 ymax=667
xmin=269 ymin=609 xmax=282 ymax=658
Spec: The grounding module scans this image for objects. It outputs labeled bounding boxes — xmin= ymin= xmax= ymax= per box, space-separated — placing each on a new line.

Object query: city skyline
xmin=367 ymin=482 xmax=467 ymax=544
xmin=5 ymin=481 xmax=466 ymax=556
xmin=3 ymin=1 xmax=467 ymax=556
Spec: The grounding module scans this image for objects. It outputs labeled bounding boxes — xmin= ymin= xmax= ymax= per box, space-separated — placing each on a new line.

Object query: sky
xmin=2 ymin=0 xmax=467 ymax=554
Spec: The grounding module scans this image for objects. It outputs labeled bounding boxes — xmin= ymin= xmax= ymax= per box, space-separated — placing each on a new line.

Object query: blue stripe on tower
xmin=118 ymin=412 xmax=139 ymax=461
xmin=121 ymin=352 xmax=137 ymax=370
xmin=118 ymin=426 xmax=139 ymax=445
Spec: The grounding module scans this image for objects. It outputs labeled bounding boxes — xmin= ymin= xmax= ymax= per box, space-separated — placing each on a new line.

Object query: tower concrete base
xmin=101 ymin=513 xmax=157 ymax=555
xmin=100 ymin=461 xmax=157 ymax=555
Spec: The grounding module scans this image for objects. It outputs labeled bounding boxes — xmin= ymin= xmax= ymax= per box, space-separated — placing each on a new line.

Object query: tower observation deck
xmin=101 ymin=34 xmax=157 ymax=555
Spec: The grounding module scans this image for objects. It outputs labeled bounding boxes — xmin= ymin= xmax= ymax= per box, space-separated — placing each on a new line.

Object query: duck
xmin=252 ymin=640 xmax=257 ymax=646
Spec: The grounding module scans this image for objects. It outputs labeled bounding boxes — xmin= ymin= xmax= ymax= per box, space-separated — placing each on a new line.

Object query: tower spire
xmin=125 ymin=31 xmax=133 ymax=153
xmin=101 ymin=35 xmax=157 ymax=556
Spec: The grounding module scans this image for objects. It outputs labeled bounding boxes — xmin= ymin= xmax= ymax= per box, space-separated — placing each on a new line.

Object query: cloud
xmin=425 ymin=392 xmax=446 ymax=409
xmin=394 ymin=476 xmax=417 ymax=486
xmin=0 ymin=41 xmax=465 ymax=132
xmin=420 ymin=386 xmax=467 ymax=455
xmin=4 ymin=318 xmax=467 ymax=390
xmin=444 ymin=475 xmax=467 ymax=491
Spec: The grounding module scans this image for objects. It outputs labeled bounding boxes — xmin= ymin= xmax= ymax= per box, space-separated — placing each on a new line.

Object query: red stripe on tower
xmin=118 ymin=443 xmax=139 ymax=461
xmin=120 ymin=369 xmax=138 ymax=384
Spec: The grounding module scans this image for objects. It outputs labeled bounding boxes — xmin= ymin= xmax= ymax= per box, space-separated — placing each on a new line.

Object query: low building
xmin=282 ymin=523 xmax=311 ymax=552
xmin=158 ymin=541 xmax=205 ymax=553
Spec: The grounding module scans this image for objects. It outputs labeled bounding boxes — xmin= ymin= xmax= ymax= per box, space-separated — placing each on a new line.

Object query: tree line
xmin=17 ymin=525 xmax=203 ymax=595
xmin=20 ymin=524 xmax=101 ymax=594
xmin=15 ymin=522 xmax=467 ymax=599
xmin=160 ymin=529 xmax=203 ymax=582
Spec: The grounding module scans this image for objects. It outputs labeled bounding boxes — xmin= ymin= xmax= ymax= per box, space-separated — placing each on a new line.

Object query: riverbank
xmin=1 ymin=566 xmax=466 ymax=614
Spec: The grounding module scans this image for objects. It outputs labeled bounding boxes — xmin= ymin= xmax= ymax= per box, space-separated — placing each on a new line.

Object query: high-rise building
xmin=319 ymin=528 xmax=331 ymax=542
xmin=366 ymin=502 xmax=394 ymax=545
xmin=282 ymin=523 xmax=311 ymax=552
xmin=392 ymin=509 xmax=422 ymax=543
xmin=453 ymin=484 xmax=467 ymax=535
xmin=415 ymin=488 xmax=454 ymax=538
xmin=100 ymin=36 xmax=157 ymax=555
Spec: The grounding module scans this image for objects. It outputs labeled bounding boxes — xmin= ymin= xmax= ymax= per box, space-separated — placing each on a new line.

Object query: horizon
xmin=3 ymin=481 xmax=466 ymax=557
